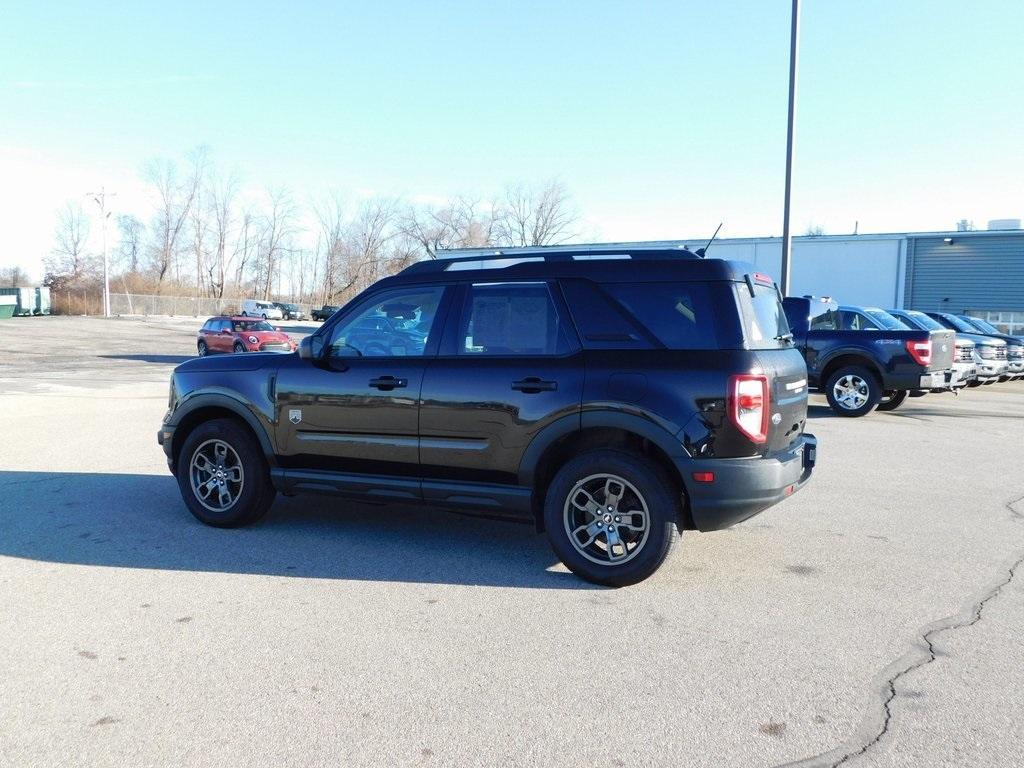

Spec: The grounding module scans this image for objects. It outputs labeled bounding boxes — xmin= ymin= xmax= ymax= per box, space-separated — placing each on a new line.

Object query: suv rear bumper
xmin=682 ymin=434 xmax=817 ymax=532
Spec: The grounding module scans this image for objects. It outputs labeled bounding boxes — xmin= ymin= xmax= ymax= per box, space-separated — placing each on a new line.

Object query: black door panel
xmin=420 ymin=281 xmax=584 ymax=484
xmin=275 ymin=359 xmax=425 ymax=475
xmin=419 ymin=356 xmax=583 ymax=484
xmin=273 ymin=284 xmax=450 ymax=477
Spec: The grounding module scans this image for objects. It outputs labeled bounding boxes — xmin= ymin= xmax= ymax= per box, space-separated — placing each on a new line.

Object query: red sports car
xmin=196 ymin=316 xmax=297 ymax=356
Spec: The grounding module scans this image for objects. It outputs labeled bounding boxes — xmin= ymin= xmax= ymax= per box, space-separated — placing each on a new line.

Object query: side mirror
xmin=299 ymin=334 xmax=325 ymax=361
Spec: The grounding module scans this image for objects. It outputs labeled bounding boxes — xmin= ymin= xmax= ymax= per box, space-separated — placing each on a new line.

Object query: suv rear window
xmin=735 ymin=284 xmax=791 ymax=349
xmin=601 ymin=282 xmax=719 ymax=349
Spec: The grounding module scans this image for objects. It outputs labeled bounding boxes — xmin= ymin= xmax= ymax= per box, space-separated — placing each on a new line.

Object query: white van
xmin=240 ymin=299 xmax=283 ymax=320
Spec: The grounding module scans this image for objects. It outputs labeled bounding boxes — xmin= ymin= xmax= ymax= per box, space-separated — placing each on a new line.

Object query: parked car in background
xmin=196 ymin=316 xmax=297 ymax=356
xmin=161 ymin=250 xmax=817 ymax=586
xmin=240 ymin=299 xmax=284 ymax=320
xmin=956 ymin=316 xmax=1024 ymax=380
xmin=924 ymin=312 xmax=1010 ymax=385
xmin=311 ymin=304 xmax=340 ymax=322
xmin=273 ymin=302 xmax=307 ymax=321
xmin=783 ymin=296 xmax=955 ymax=416
xmin=888 ymin=309 xmax=977 ymax=389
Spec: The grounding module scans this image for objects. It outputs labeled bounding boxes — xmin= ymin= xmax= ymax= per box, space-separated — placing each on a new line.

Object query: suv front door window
xmin=274 ymin=285 xmax=448 ymax=477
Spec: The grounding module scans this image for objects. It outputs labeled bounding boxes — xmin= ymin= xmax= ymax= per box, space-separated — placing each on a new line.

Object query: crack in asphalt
xmin=780 ymin=492 xmax=1024 ymax=768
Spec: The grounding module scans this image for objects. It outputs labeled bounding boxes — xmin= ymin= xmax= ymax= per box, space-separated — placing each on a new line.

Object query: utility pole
xmin=779 ymin=0 xmax=801 ymax=296
xmin=87 ymin=187 xmax=116 ymax=317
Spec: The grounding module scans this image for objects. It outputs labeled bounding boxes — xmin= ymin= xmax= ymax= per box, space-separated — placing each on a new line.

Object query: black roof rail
xmin=400 ymin=244 xmax=703 ymax=275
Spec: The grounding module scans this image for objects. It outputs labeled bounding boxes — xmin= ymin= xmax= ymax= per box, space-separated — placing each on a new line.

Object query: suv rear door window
xmin=459 ymin=282 xmax=572 ymax=356
xmin=602 ymin=282 xmax=719 ymax=349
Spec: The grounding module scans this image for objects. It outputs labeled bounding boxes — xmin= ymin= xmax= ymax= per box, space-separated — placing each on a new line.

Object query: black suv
xmin=159 ymin=247 xmax=817 ymax=585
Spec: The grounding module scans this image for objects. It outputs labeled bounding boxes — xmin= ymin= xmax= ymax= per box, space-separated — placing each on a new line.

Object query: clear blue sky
xmin=1 ymin=1 xmax=1022 ymax=277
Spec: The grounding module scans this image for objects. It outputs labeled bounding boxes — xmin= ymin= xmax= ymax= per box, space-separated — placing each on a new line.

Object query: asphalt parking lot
xmin=2 ymin=315 xmax=1023 ymax=767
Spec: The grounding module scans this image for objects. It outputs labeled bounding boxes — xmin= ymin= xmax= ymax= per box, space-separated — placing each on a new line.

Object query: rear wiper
xmin=775 ymin=332 xmax=794 ymax=343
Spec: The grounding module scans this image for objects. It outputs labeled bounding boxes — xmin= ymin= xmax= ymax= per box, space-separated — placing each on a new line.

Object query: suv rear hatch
xmin=734 ymin=277 xmax=809 ymax=454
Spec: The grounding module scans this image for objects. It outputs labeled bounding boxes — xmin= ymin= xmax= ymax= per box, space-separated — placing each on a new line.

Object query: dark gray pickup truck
xmin=783 ymin=297 xmax=955 ymax=416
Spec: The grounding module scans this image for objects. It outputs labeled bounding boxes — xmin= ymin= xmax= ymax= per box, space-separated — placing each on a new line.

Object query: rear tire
xmin=543 ymin=449 xmax=679 ymax=587
xmin=175 ymin=418 xmax=275 ymax=527
xmin=876 ymin=389 xmax=908 ymax=411
xmin=825 ymin=365 xmax=881 ymax=417
xmin=197 ymin=340 xmax=209 ymax=357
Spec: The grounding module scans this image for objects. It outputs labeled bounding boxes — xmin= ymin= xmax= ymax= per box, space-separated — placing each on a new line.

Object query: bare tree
xmin=255 ymin=187 xmax=298 ymax=299
xmin=144 ymin=151 xmax=203 ymax=289
xmin=115 ymin=214 xmax=145 ymax=274
xmin=401 ymin=195 xmax=502 ymax=259
xmin=804 ymin=224 xmax=826 ymax=237
xmin=0 ymin=265 xmax=29 ymax=287
xmin=313 ymin=193 xmax=347 ymax=302
xmin=44 ymin=201 xmax=94 ymax=286
xmin=345 ymin=198 xmax=399 ymax=294
xmin=497 ymin=179 xmax=577 ymax=247
xmin=205 ymin=170 xmax=240 ymax=298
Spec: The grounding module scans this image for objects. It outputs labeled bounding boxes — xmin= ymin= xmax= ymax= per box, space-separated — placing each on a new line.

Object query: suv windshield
xmin=233 ymin=320 xmax=274 ymax=332
xmin=736 ymin=283 xmax=791 ymax=348
xmin=939 ymin=314 xmax=977 ymax=333
xmin=899 ymin=311 xmax=943 ymax=331
xmin=965 ymin=317 xmax=999 ymax=334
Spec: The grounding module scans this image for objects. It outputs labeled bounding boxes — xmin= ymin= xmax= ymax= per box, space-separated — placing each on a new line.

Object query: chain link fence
xmin=52 ymin=291 xmax=316 ymax=319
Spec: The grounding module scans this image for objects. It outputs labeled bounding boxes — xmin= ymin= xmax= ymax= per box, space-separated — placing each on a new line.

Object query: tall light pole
xmin=779 ymin=0 xmax=801 ymax=296
xmin=87 ymin=187 xmax=116 ymax=317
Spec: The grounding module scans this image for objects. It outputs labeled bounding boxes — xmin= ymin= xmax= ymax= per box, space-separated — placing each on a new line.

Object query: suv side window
xmin=328 ymin=286 xmax=445 ymax=357
xmin=602 ymin=282 xmax=719 ymax=350
xmin=458 ymin=282 xmax=571 ymax=356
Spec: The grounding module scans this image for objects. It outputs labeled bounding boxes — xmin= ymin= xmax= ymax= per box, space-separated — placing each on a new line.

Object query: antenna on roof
xmin=695 ymin=222 xmax=723 ymax=257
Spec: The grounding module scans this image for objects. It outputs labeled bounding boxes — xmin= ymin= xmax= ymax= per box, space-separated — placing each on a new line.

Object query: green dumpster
xmin=0 ymin=287 xmax=34 ymax=316
xmin=0 ymin=295 xmax=15 ymax=319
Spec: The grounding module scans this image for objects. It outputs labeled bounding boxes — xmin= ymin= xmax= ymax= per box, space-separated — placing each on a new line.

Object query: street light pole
xmin=779 ymin=0 xmax=801 ymax=296
xmin=87 ymin=187 xmax=116 ymax=317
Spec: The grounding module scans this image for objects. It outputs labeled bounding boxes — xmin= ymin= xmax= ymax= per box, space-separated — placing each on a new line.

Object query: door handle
xmin=511 ymin=377 xmax=557 ymax=393
xmin=369 ymin=376 xmax=408 ymax=391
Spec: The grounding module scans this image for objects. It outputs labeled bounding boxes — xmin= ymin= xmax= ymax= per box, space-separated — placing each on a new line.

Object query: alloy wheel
xmin=832 ymin=374 xmax=869 ymax=410
xmin=563 ymin=473 xmax=650 ymax=565
xmin=189 ymin=439 xmax=245 ymax=513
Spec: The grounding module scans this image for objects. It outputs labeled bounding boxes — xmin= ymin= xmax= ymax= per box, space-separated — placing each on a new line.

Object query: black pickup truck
xmin=782 ymin=297 xmax=955 ymax=416
xmin=310 ymin=304 xmax=340 ymax=322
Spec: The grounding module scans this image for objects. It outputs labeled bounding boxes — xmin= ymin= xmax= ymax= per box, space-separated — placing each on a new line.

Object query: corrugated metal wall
xmin=904 ymin=234 xmax=1024 ymax=313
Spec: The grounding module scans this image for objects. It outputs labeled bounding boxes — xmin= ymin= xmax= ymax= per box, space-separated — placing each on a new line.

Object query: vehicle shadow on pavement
xmin=99 ymin=354 xmax=194 ymax=365
xmin=806 ymin=405 xmax=838 ymax=419
xmin=0 ymin=470 xmax=589 ymax=589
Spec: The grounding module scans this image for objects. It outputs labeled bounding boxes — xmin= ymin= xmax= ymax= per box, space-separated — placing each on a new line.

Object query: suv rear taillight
xmin=906 ymin=339 xmax=932 ymax=366
xmin=728 ymin=374 xmax=769 ymax=444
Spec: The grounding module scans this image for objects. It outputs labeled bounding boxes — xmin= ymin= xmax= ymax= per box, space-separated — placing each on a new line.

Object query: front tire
xmin=876 ymin=389 xmax=908 ymax=412
xmin=175 ymin=418 xmax=275 ymax=527
xmin=233 ymin=341 xmax=246 ymax=353
xmin=543 ymin=450 xmax=679 ymax=587
xmin=825 ymin=365 xmax=881 ymax=417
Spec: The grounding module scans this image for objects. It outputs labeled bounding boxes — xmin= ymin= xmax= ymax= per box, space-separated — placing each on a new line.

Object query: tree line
xmin=44 ymin=147 xmax=580 ymax=308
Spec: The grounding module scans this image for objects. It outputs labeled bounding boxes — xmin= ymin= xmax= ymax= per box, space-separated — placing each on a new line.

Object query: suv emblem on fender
xmin=771 ymin=412 xmax=782 ymax=425
xmin=289 ymin=409 xmax=302 ymax=424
